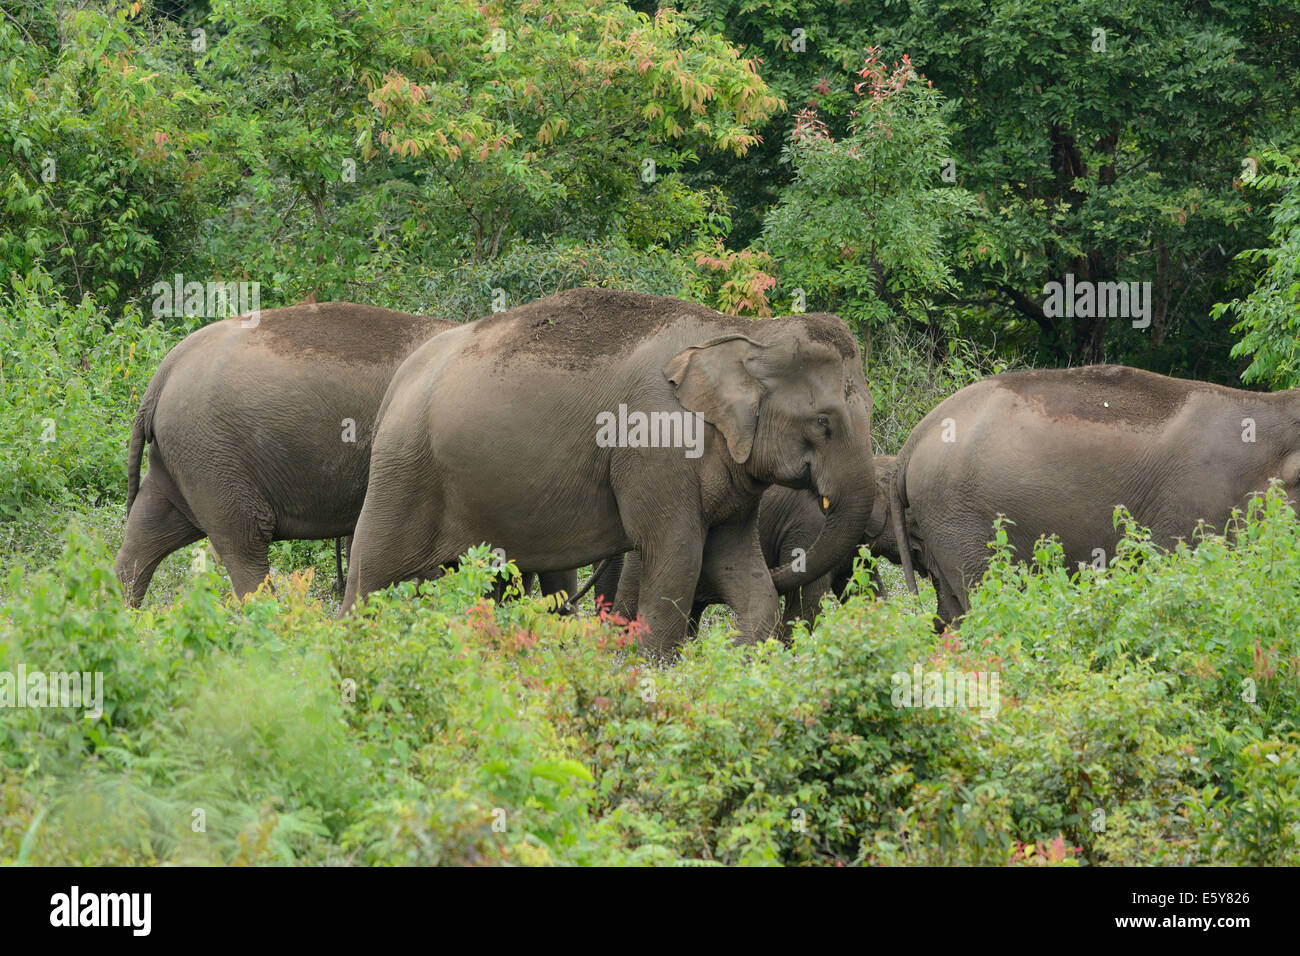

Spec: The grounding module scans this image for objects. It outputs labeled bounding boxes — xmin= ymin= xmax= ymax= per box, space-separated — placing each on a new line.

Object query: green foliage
xmin=969 ymin=491 xmax=1300 ymax=732
xmin=1214 ymin=151 xmax=1300 ymax=388
xmin=1185 ymin=735 xmax=1300 ymax=866
xmin=873 ymin=0 xmax=1290 ymax=372
xmin=680 ymin=0 xmax=1297 ymax=375
xmin=762 ymin=50 xmax=976 ymax=333
xmin=5 ymin=484 xmax=1300 ymax=865
xmin=686 ymin=241 xmax=779 ymax=316
xmin=954 ymin=487 xmax=1300 ymax=864
xmin=1 ymin=0 xmax=780 ymax=310
xmin=0 ymin=3 xmax=215 ymax=309
xmin=418 ymin=237 xmax=694 ymax=322
xmin=0 ymin=272 xmax=180 ymax=523
xmin=188 ymin=0 xmax=781 ymax=302
xmin=866 ymin=324 xmax=1014 ymax=454
xmin=6 ymin=0 xmax=1298 ymax=383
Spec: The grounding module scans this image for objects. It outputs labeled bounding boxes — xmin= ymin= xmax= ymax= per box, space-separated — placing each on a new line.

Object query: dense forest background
xmin=4 ymin=0 xmax=1300 ymax=384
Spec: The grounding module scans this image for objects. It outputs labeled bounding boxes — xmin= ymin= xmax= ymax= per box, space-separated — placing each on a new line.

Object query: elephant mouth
xmin=792 ymin=464 xmax=831 ymax=510
xmin=796 ymin=461 xmax=814 ymax=490
xmin=796 ymin=463 xmax=832 ymax=510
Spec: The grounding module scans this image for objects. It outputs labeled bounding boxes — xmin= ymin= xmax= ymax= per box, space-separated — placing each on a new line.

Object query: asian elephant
xmin=341 ymin=288 xmax=877 ymax=658
xmin=114 ymin=301 xmax=576 ymax=605
xmin=891 ymin=364 xmax=1300 ymax=626
xmin=594 ymin=454 xmax=902 ymax=632
xmin=761 ymin=453 xmax=902 ymax=624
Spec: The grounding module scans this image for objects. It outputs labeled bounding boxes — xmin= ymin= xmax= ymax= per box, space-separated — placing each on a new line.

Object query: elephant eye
xmin=816 ymin=415 xmax=831 ymax=435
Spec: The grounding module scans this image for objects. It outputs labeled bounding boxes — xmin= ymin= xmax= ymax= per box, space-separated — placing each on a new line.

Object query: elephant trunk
xmin=770 ymin=453 xmax=875 ymax=593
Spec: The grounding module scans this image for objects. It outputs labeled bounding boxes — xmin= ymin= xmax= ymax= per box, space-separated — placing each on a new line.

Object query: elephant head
xmin=664 ymin=314 xmax=876 ymax=593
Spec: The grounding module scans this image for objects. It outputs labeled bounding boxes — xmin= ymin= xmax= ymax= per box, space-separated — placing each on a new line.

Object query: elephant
xmin=759 ymin=454 xmax=902 ymax=623
xmin=890 ymin=364 xmax=1300 ymax=626
xmin=591 ymin=454 xmax=902 ymax=632
xmin=114 ymin=300 xmax=577 ymax=605
xmin=341 ymin=288 xmax=877 ymax=658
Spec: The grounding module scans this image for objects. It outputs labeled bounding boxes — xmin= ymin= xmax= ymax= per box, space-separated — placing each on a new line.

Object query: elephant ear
xmin=863 ymin=487 xmax=889 ymax=542
xmin=864 ymin=457 xmax=896 ymax=541
xmin=664 ymin=335 xmax=768 ymax=463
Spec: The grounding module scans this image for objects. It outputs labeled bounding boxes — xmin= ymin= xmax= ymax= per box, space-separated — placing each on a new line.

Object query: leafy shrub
xmin=6 ymin=489 xmax=1299 ymax=865
xmin=867 ymin=322 xmax=1015 ymax=453
xmin=0 ymin=7 xmax=213 ymax=310
xmin=0 ymin=273 xmax=182 ymax=523
xmin=1213 ymin=150 xmax=1300 ymax=389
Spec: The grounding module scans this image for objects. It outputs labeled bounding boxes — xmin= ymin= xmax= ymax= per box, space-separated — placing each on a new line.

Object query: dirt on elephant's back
xmin=476 ymin=288 xmax=859 ymax=370
xmin=991 ymin=364 xmax=1233 ymax=427
xmin=476 ymin=288 xmax=711 ymax=369
xmin=239 ymin=302 xmax=454 ymax=366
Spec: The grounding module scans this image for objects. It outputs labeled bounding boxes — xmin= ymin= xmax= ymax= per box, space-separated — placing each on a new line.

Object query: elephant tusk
xmin=822 ymin=496 xmax=831 ymax=512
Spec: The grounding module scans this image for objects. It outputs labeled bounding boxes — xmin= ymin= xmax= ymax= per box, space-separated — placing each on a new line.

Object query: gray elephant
xmin=760 ymin=453 xmax=902 ymax=624
xmin=341 ymin=288 xmax=877 ymax=658
xmin=592 ymin=454 xmax=902 ymax=631
xmin=891 ymin=364 xmax=1300 ymax=625
xmin=115 ymin=301 xmax=576 ymax=604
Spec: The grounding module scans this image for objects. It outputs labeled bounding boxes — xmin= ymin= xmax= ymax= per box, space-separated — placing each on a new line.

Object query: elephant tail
xmin=126 ymin=361 xmax=168 ymax=516
xmin=892 ymin=462 xmax=918 ymax=595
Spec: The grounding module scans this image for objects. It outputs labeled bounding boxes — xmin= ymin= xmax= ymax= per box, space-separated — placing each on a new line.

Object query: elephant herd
xmin=115 ymin=289 xmax=1300 ymax=657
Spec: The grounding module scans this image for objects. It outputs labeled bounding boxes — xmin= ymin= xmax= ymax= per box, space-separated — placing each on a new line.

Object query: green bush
xmin=0 ymin=7 xmax=213 ymax=310
xmin=5 ymin=487 xmax=1299 ymax=865
xmin=418 ymin=237 xmax=694 ymax=322
xmin=866 ymin=323 xmax=1015 ymax=453
xmin=0 ymin=273 xmax=182 ymax=524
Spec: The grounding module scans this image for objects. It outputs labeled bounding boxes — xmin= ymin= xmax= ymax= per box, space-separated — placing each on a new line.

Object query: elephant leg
xmin=699 ymin=518 xmax=780 ymax=647
xmin=932 ymin=564 xmax=967 ymax=632
xmin=782 ymin=574 xmax=831 ymax=632
xmin=208 ymin=527 xmax=273 ymax=600
xmin=630 ymin=522 xmax=705 ymax=660
xmin=612 ymin=551 xmax=641 ymax=620
xmin=831 ymin=550 xmax=859 ymax=602
xmin=341 ymin=465 xmax=457 ymax=612
xmin=173 ymin=468 xmax=277 ymax=601
xmin=115 ymin=473 xmax=204 ymax=607
xmin=681 ymin=599 xmax=709 ymax=639
xmin=772 ymin=525 xmax=833 ymax=634
xmin=342 ymin=542 xmax=452 ymax=613
xmin=868 ymin=563 xmax=886 ymax=599
xmin=333 ymin=535 xmax=352 ymax=595
xmin=590 ymin=553 xmax=624 ymax=611
xmin=538 ymin=569 xmax=578 ymax=613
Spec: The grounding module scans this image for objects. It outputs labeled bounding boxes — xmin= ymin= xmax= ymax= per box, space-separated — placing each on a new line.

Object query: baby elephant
xmin=593 ymin=455 xmax=902 ymax=632
xmin=115 ymin=301 xmax=575 ymax=605
xmin=892 ymin=364 xmax=1300 ymax=625
xmin=760 ymin=454 xmax=903 ymax=624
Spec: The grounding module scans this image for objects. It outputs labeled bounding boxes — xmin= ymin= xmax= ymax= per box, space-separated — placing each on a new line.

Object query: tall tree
xmin=1214 ymin=150 xmax=1300 ymax=388
xmin=199 ymin=0 xmax=782 ymax=301
xmin=761 ymin=50 xmax=976 ymax=334
xmin=677 ymin=0 xmax=1300 ymax=378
